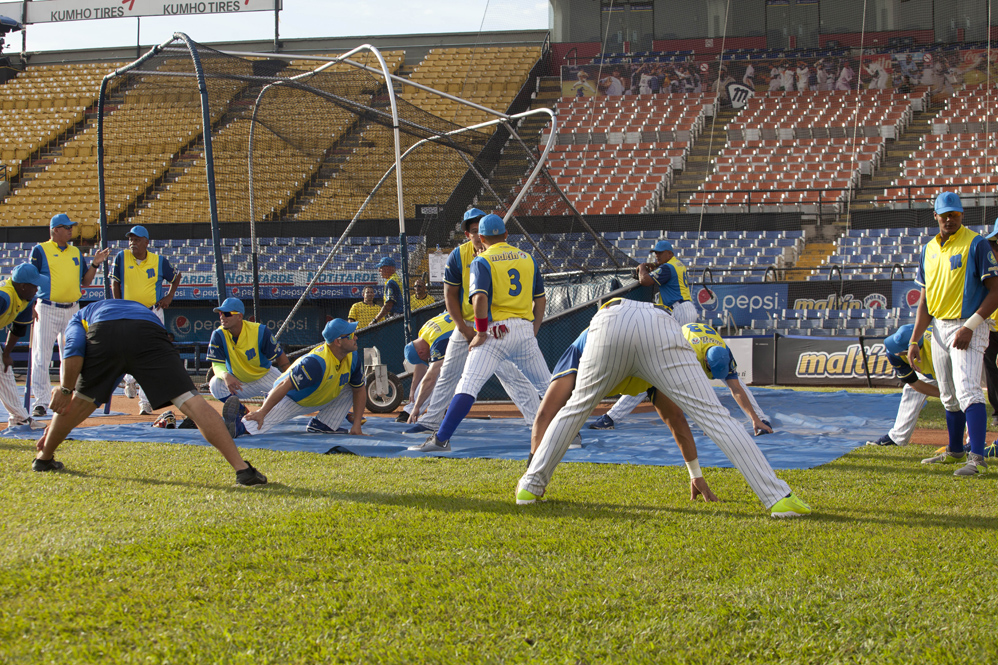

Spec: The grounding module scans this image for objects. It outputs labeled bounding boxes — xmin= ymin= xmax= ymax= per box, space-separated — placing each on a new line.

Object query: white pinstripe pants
xmin=30 ymin=300 xmax=77 ymax=409
xmin=518 ymin=300 xmax=790 ymax=508
xmin=419 ymin=320 xmax=547 ymax=429
xmin=241 ymin=385 xmax=354 ymax=436
xmin=208 ymin=366 xmax=282 ymax=401
xmin=887 ymin=376 xmax=936 ymax=445
xmin=605 ymin=299 xmax=699 ymax=423
xmin=0 ymin=349 xmax=29 ymax=424
xmin=932 ymin=318 xmax=988 ymax=412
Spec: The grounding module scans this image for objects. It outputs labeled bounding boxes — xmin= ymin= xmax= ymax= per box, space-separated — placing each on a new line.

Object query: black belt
xmin=40 ymin=299 xmax=75 ymax=309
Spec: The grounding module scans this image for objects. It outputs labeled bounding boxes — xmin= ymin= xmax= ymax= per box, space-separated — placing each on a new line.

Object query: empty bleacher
xmin=742 ymin=307 xmax=906 ymax=338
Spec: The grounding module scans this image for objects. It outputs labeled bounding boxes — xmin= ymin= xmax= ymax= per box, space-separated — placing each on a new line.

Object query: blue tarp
xmin=1 ymin=388 xmax=901 ymax=470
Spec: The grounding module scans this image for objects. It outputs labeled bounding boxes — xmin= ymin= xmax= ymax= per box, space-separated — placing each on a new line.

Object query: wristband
xmin=964 ymin=313 xmax=985 ymax=332
xmin=475 ymin=317 xmax=489 ymax=332
xmin=685 ymin=458 xmax=702 ymax=479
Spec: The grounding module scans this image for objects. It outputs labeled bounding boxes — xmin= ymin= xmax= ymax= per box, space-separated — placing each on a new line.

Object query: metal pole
xmin=274 ymin=0 xmax=280 ymax=52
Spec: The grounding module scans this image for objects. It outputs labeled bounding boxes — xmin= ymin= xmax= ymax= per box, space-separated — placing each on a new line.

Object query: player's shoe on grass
xmin=7 ymin=417 xmax=32 ymax=429
xmin=222 ymin=396 xmax=247 ymax=438
xmin=32 ymin=405 xmax=46 ymax=418
xmin=405 ymin=423 xmax=435 ymax=434
xmin=954 ymin=453 xmax=988 ymax=477
xmin=516 ymin=488 xmax=546 ymax=505
xmin=934 ymin=443 xmax=972 ymax=454
xmin=922 ymin=450 xmax=967 ymax=465
xmin=306 ymin=418 xmax=344 ymax=434
xmin=589 ymin=414 xmax=614 ymax=430
xmin=770 ymin=493 xmax=811 ymax=518
xmin=569 ymin=433 xmax=583 ymax=450
xmin=178 ymin=417 xmax=198 ymax=429
xmin=124 ymin=380 xmax=137 ymax=399
xmin=866 ymin=434 xmax=898 ymax=446
xmin=235 ymin=462 xmax=267 ymax=486
xmin=32 ymin=457 xmax=65 ymax=472
xmin=408 ymin=433 xmax=451 ymax=453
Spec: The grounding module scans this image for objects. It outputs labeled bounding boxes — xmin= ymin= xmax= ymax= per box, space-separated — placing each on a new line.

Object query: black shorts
xmin=76 ymin=319 xmax=196 ymax=409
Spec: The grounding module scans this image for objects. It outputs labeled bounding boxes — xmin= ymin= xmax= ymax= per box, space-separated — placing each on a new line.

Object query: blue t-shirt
xmin=64 ymin=300 xmax=163 ymax=359
xmin=552 ymin=328 xmax=588 ymax=379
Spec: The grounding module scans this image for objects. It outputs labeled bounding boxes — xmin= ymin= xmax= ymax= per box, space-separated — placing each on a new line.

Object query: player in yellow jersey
xmin=28 ymin=213 xmax=110 ymax=417
xmin=400 ymin=311 xmax=456 ymax=423
xmin=0 ymin=264 xmax=48 ymax=428
xmin=980 ymin=222 xmax=998 ymax=429
xmin=910 ymin=192 xmax=998 ymax=475
xmin=206 ymin=297 xmax=290 ymax=402
xmin=110 ymin=225 xmax=182 ymax=415
xmin=681 ymin=323 xmax=773 ymax=435
xmin=223 ymin=319 xmax=367 ymax=437
xmin=413 ymin=214 xmax=551 ymax=453
xmin=372 ymin=257 xmax=403 ymax=325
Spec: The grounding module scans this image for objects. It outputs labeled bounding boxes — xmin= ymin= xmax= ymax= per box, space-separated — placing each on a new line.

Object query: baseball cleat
xmin=138 ymin=403 xmax=153 ymax=416
xmin=222 ymin=396 xmax=246 ymax=438
xmin=408 ymin=433 xmax=451 ymax=453
xmin=395 ymin=411 xmax=410 ymax=423
xmin=866 ymin=434 xmax=898 ymax=446
xmin=589 ymin=414 xmax=615 ymax=430
xmin=32 ymin=457 xmax=65 ymax=472
xmin=921 ymin=451 xmax=967 ymax=465
xmin=124 ymin=381 xmax=137 ymax=399
xmin=770 ymin=492 xmax=811 ymax=518
xmin=32 ymin=406 xmax=46 ymax=418
xmin=235 ymin=462 xmax=268 ymax=486
xmin=954 ymin=453 xmax=988 ymax=477
xmin=305 ymin=418 xmax=339 ymax=434
xmin=7 ymin=417 xmax=32 ymax=429
xmin=568 ymin=433 xmax=583 ymax=450
xmin=516 ymin=488 xmax=546 ymax=505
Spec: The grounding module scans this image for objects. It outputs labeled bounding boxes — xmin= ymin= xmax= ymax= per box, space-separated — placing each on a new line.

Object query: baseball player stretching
xmin=28 ymin=213 xmax=110 ymax=417
xmin=206 ymin=297 xmax=290 ymax=402
xmin=401 ymin=311 xmax=454 ymax=423
xmin=0 ymin=265 xmax=48 ymax=427
xmin=518 ymin=298 xmax=810 ymax=517
xmin=911 ymin=192 xmax=998 ymax=476
xmin=682 ymin=323 xmax=773 ymax=435
xmin=405 ymin=209 xmax=546 ymax=436
xmin=411 ymin=214 xmax=551 ymax=453
xmin=110 ymin=225 xmax=181 ymax=415
xmin=533 ymin=323 xmax=721 ymax=501
xmin=866 ymin=324 xmax=938 ymax=447
xmin=223 ymin=319 xmax=366 ymax=438
xmin=591 ymin=238 xmax=697 ymax=430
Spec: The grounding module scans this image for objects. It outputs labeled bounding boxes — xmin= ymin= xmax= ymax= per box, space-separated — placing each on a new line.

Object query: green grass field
xmin=2 ymin=426 xmax=998 ymax=663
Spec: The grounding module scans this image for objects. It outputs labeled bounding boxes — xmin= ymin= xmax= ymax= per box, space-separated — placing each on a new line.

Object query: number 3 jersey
xmin=469 ymin=241 xmax=545 ymax=322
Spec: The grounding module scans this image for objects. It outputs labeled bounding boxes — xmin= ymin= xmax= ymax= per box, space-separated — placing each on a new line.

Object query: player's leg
xmin=671 ymin=301 xmax=699 ymax=326
xmin=886 ymin=382 xmax=930 ymax=445
xmin=983 ymin=330 xmax=998 ymax=423
xmin=34 ymin=396 xmax=99 ymax=466
xmin=241 ymin=395 xmax=309 ymax=436
xmin=429 ymin=335 xmax=507 ymax=443
xmin=519 ymin=305 xmax=638 ymax=498
xmin=175 ymin=392 xmax=259 ymax=475
xmin=928 ymin=321 xmax=964 ymax=456
xmin=134 ymin=307 xmax=166 ymax=414
xmin=495 ymin=360 xmax=541 ymax=427
xmin=312 ymin=388 xmax=355 ymax=431
xmin=949 ymin=323 xmax=989 ymax=458
xmin=0 ymin=362 xmax=31 ymax=426
xmin=531 ymin=373 xmax=576 ymax=454
xmin=416 ymin=330 xmax=470 ymax=431
xmin=29 ymin=305 xmax=61 ymax=412
xmin=634 ymin=307 xmax=792 ymax=509
xmin=501 ymin=319 xmax=551 ymax=425
xmin=230 ymin=367 xmax=282 ymax=400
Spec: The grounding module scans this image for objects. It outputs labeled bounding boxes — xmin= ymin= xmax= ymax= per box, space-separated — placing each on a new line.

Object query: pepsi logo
xmin=906 ymin=289 xmax=921 ymax=308
xmin=173 ymin=315 xmax=192 ymax=335
xmin=351 ymin=286 xmax=359 ymax=296
xmin=311 ymin=287 xmax=319 ymax=295
xmin=697 ymin=287 xmax=718 ymax=311
xmin=192 ymin=288 xmax=200 ymax=296
xmin=231 ymin=288 xmax=239 ymax=295
xmin=271 ymin=287 xmax=279 ymax=295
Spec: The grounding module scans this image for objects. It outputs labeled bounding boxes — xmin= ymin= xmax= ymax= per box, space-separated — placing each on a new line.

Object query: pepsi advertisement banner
xmin=694 ymin=284 xmax=788 ymax=326
xmin=165 ymin=306 xmax=328 ymax=345
xmin=892 ymin=281 xmax=922 ymax=311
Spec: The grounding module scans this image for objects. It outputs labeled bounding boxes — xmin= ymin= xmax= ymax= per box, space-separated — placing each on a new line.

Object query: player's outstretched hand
xmin=754 ymin=420 xmax=774 ymax=436
xmin=469 ymin=331 xmax=489 ymax=349
xmin=690 ymin=477 xmax=720 ymax=502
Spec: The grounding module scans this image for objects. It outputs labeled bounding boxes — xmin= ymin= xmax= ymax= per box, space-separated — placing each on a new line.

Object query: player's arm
xmin=531 ymin=373 xmax=576 ymax=454
xmin=910 ymin=379 xmax=941 ymax=398
xmin=373 ymin=281 xmax=400 ymax=323
xmin=348 ymin=351 xmax=366 ymax=435
xmin=273 ymin=352 xmax=291 ymax=373
xmin=637 ymin=262 xmax=658 ymax=287
xmin=725 ymin=377 xmax=770 ymax=433
xmin=50 ymin=315 xmax=86 ymax=414
xmin=468 ymin=259 xmax=492 ymax=349
xmin=531 ymin=262 xmax=546 ymax=337
xmin=470 ymin=292 xmax=489 ymax=349
xmin=245 ymin=377 xmax=294 ymax=426
xmin=908 ymin=288 xmax=930 ymax=367
xmin=409 ymin=361 xmax=442 ymax=422
xmin=81 ymin=247 xmax=110 ymax=287
xmin=650 ymin=389 xmax=719 ymax=502
xmin=444 ymin=283 xmax=471 ymax=340
xmin=157 ymin=262 xmax=181 ymax=310
xmin=110 ymin=252 xmax=123 ymax=300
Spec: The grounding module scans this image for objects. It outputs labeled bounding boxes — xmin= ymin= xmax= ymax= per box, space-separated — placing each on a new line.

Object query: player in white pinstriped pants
xmin=595 ymin=298 xmax=699 ymax=427
xmin=518 ymin=299 xmax=810 ymax=516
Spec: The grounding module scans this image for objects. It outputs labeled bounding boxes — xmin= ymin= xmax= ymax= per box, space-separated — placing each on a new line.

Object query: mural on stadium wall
xmin=561 ymin=48 xmax=998 ymax=102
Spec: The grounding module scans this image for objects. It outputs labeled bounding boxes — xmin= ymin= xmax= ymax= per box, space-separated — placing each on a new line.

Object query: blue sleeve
xmin=259 ymin=326 xmax=282 ymax=362
xmin=0 ymin=293 xmax=9 ymax=319
xmin=443 ymin=248 xmax=463 ymax=285
xmin=206 ymin=329 xmax=228 ymax=364
xmin=30 ymin=246 xmax=43 ymax=272
xmin=348 ymin=349 xmax=365 ymax=387
xmin=161 ymin=257 xmax=176 ymax=283
xmin=533 ymin=259 xmax=545 ymax=298
xmin=469 ymin=257 xmax=492 ymax=300
xmin=429 ymin=332 xmax=450 ymax=362
xmin=63 ymin=311 xmax=87 ymax=359
xmin=915 ymin=246 xmax=926 ymax=287
xmin=290 ymin=356 xmax=325 ymax=392
xmin=111 ymin=251 xmax=124 ymax=284
xmin=705 ymin=346 xmax=734 ymax=381
xmin=970 ymin=236 xmax=998 ymax=282
xmin=650 ymin=264 xmax=672 ymax=286
xmin=13 ymin=299 xmax=34 ymax=327
xmin=385 ymin=278 xmax=402 ymax=304
xmin=552 ymin=329 xmax=587 ymax=378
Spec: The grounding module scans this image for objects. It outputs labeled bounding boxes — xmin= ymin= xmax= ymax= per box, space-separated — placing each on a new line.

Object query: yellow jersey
xmin=32 ymin=240 xmax=86 ymax=303
xmin=468 ymin=241 xmax=545 ymax=322
xmin=916 ymin=225 xmax=998 ymax=319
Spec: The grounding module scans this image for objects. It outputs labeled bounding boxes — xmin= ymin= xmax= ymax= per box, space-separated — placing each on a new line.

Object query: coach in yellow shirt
xmin=910 ymin=192 xmax=998 ymax=475
xmin=410 ymin=278 xmax=436 ymax=310
xmin=348 ymin=286 xmax=380 ymax=329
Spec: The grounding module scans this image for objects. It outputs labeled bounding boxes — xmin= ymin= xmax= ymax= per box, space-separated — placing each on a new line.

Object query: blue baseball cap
xmin=404 ymin=341 xmax=426 ymax=367
xmin=462 ymin=207 xmax=486 ymax=231
xmin=653 ymin=239 xmax=674 ymax=253
xmin=322 ymin=318 xmax=358 ymax=344
xmin=376 ymin=256 xmax=396 ymax=269
xmin=212 ymin=297 xmax=245 ymax=315
xmin=985 ymin=218 xmax=998 ymax=240
xmin=478 ymin=214 xmax=506 ymax=236
xmin=11 ymin=263 xmax=49 ymax=289
xmin=884 ymin=324 xmax=916 ymax=356
xmin=126 ymin=225 xmax=149 ymax=239
xmin=934 ymin=191 xmax=963 ymax=215
xmin=50 ymin=213 xmax=76 ymax=229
